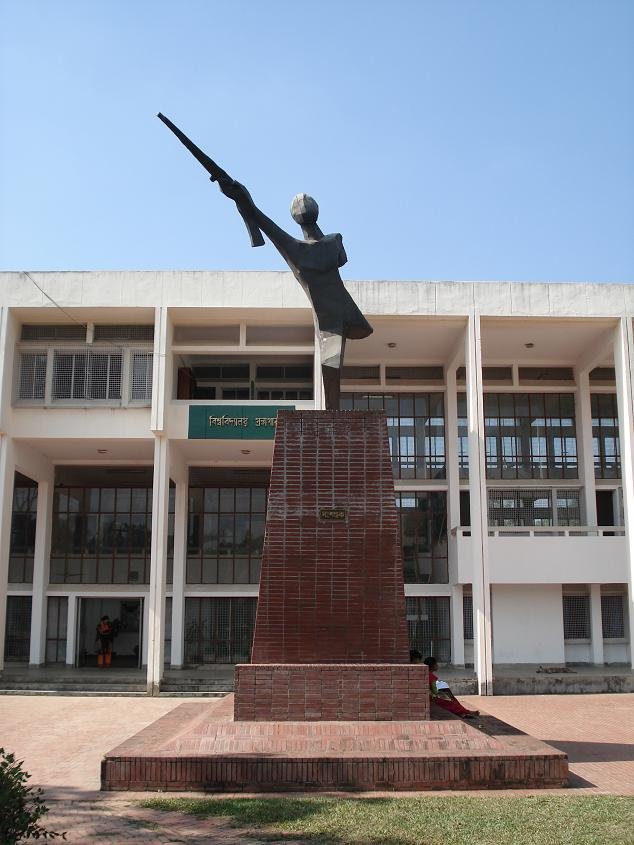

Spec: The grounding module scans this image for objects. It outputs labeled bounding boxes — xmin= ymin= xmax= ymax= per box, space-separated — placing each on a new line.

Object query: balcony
xmin=453 ymin=525 xmax=627 ymax=584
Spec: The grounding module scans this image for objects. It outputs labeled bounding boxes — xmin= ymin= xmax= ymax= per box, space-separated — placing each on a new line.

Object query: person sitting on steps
xmin=410 ymin=650 xmax=479 ymax=719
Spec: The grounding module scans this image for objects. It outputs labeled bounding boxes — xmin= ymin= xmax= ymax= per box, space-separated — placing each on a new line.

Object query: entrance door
xmin=76 ymin=598 xmax=143 ymax=668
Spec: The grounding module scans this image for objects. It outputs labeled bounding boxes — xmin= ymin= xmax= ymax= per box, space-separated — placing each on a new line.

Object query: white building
xmin=0 ymin=271 xmax=632 ymax=695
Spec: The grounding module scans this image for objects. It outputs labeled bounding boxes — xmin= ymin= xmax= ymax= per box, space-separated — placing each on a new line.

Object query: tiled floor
xmin=1 ymin=693 xmax=632 ymax=842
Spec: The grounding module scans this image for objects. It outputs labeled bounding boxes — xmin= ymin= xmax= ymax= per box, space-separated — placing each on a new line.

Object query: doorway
xmin=76 ymin=598 xmax=143 ymax=668
xmin=596 ymin=490 xmax=616 ymax=532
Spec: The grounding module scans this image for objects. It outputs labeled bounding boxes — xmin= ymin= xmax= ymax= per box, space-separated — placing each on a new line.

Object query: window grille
xmin=17 ymin=352 xmax=47 ymax=401
xmin=592 ymin=393 xmax=620 ymax=479
xmin=488 ymin=488 xmax=581 ymax=527
xmin=396 ymin=492 xmax=448 ymax=583
xmin=183 ymin=597 xmax=257 ymax=664
xmin=563 ymin=594 xmax=591 ymax=640
xmin=463 ymin=593 xmax=474 ymax=640
xmin=8 ymin=480 xmax=37 ymax=584
xmin=341 ymin=365 xmax=381 ymax=383
xmin=4 ymin=595 xmax=32 ymax=661
xmin=129 ymin=352 xmax=153 ymax=403
xmin=589 ymin=367 xmax=616 ymax=384
xmin=45 ymin=596 xmax=68 ymax=663
xmin=385 ymin=366 xmax=444 ymax=383
xmin=21 ymin=324 xmax=85 ymax=342
xmin=518 ymin=367 xmax=574 ymax=383
xmin=93 ymin=324 xmax=154 ymax=342
xmin=406 ymin=596 xmax=451 ymax=663
xmin=52 ymin=349 xmax=122 ymax=401
xmin=457 ymin=392 xmax=469 ymax=479
xmin=601 ymin=594 xmax=626 ymax=639
xmin=341 ymin=392 xmax=446 ymax=479
xmin=164 ymin=596 xmax=172 ymax=665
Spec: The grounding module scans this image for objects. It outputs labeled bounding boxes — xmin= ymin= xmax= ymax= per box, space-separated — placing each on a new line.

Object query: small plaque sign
xmin=319 ymin=507 xmax=347 ymax=522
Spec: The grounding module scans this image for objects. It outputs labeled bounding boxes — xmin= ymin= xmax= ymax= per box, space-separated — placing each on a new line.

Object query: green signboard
xmin=188 ymin=405 xmax=294 ymax=440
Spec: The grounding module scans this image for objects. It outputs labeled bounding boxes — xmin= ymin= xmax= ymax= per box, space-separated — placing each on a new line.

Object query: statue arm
xmin=220 ymin=181 xmax=297 ymax=257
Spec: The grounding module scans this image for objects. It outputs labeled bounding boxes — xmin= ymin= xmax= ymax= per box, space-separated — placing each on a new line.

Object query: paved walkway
xmin=1 ymin=693 xmax=632 ymax=842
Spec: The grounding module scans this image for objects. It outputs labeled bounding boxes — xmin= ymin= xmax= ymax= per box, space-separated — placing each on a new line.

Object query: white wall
xmin=492 ymin=584 xmax=565 ymax=664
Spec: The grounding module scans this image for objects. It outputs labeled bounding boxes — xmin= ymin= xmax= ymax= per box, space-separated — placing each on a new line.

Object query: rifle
xmin=157 ymin=113 xmax=264 ymax=248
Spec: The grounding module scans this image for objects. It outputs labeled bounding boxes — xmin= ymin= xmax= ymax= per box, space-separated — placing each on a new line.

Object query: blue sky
xmin=1 ymin=0 xmax=632 ymax=282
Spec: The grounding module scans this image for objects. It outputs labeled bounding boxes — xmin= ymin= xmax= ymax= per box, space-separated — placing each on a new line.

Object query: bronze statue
xmin=158 ymin=113 xmax=372 ymax=410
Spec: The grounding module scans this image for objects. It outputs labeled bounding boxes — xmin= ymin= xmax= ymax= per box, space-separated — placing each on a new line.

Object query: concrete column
xmin=170 ymin=478 xmax=187 ymax=668
xmin=0 ymin=436 xmax=15 ymax=673
xmin=450 ymin=584 xmax=465 ymax=667
xmin=576 ymin=370 xmax=597 ymax=526
xmin=146 ymin=436 xmax=170 ymax=694
xmin=29 ymin=474 xmax=54 ymax=665
xmin=65 ymin=593 xmax=77 ymax=666
xmin=465 ymin=313 xmax=493 ymax=694
xmin=614 ymin=317 xmax=634 ymax=671
xmin=589 ymin=583 xmax=604 ymax=665
xmin=445 ymin=365 xmax=460 ymax=532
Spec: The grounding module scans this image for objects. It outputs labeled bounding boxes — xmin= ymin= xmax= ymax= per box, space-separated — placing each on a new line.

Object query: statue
xmin=158 ymin=114 xmax=373 ymax=410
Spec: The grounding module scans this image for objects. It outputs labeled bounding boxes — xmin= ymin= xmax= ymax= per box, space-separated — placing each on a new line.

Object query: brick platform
xmin=101 ymin=697 xmax=569 ymax=791
xmin=234 ymin=663 xmax=430 ymax=721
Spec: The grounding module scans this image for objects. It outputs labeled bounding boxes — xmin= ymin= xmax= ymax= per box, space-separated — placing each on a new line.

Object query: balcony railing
xmin=452 ymin=526 xmax=625 ymax=538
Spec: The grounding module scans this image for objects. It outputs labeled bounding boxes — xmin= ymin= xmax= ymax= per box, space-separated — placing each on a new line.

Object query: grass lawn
xmin=141 ymin=795 xmax=634 ymax=845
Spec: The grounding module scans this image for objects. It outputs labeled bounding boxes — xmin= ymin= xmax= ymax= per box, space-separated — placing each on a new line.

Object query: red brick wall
xmin=234 ymin=663 xmax=430 ymax=721
xmin=250 ymin=411 xmax=410 ymax=664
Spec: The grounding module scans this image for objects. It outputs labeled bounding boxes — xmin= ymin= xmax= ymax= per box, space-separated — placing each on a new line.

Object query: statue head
xmin=290 ymin=193 xmax=319 ymax=227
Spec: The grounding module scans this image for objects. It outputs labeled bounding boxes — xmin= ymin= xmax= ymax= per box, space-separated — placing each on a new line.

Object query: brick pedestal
xmin=234 ymin=410 xmax=423 ymax=722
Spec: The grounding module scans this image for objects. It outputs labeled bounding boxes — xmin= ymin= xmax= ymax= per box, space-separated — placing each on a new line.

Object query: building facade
xmin=0 ymin=271 xmax=632 ymax=695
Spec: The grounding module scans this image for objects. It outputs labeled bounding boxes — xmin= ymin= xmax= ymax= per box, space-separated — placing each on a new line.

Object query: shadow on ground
xmin=542 ymin=740 xmax=634 ymax=763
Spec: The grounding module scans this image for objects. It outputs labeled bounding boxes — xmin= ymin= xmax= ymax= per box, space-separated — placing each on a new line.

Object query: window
xmin=130 ymin=352 xmax=153 ymax=403
xmin=8 ymin=478 xmax=37 ymax=583
xmin=17 ymin=352 xmax=47 ymax=401
xmin=52 ymin=350 xmax=122 ymax=401
xmin=457 ymin=392 xmax=469 ymax=479
xmin=406 ymin=597 xmax=451 ymax=663
xmin=488 ymin=488 xmax=581 ymax=527
xmin=592 ymin=394 xmax=620 ymax=479
xmin=184 ymin=597 xmax=257 ymax=664
xmin=341 ymin=392 xmax=446 ymax=479
xmin=187 ymin=485 xmax=267 ymax=584
xmin=601 ymin=594 xmax=626 ymax=639
xmin=396 ymin=492 xmax=448 ymax=583
xmin=463 ymin=593 xmax=474 ymax=641
xmin=46 ymin=597 xmax=68 ymax=663
xmin=563 ymin=594 xmax=591 ymax=640
xmin=4 ymin=596 xmax=32 ymax=661
xmin=50 ymin=485 xmax=175 ymax=584
xmin=484 ymin=393 xmax=577 ymax=479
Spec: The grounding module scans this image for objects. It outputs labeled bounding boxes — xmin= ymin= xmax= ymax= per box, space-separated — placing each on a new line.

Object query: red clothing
xmin=429 ymin=671 xmax=471 ymax=717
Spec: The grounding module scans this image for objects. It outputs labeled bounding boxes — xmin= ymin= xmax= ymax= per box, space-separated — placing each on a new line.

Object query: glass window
xmin=592 ymin=393 xmax=620 ymax=479
xmin=8 ymin=480 xmax=37 ymax=584
xmin=396 ymin=492 xmax=448 ymax=584
xmin=50 ymin=484 xmax=174 ymax=584
xmin=483 ymin=393 xmax=578 ymax=480
xmin=187 ymin=485 xmax=268 ymax=584
xmin=341 ymin=392 xmax=446 ymax=479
